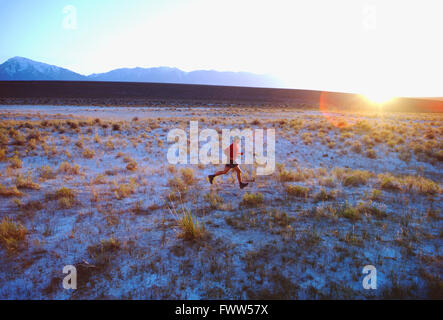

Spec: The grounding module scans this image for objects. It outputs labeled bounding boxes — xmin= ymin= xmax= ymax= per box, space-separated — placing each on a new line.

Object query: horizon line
xmin=2 ymin=56 xmax=442 ymax=100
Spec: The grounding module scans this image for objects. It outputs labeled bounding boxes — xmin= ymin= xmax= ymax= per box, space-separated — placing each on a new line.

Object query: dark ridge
xmin=0 ymin=81 xmax=442 ymax=112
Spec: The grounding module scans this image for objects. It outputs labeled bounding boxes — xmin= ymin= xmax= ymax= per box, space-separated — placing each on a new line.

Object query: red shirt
xmin=227 ymin=143 xmax=242 ymax=160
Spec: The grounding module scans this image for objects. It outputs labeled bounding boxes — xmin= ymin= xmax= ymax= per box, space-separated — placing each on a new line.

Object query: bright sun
xmin=363 ymin=91 xmax=395 ymax=104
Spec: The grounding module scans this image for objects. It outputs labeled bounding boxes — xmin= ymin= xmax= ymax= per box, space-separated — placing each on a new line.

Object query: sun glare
xmin=363 ymin=91 xmax=395 ymax=104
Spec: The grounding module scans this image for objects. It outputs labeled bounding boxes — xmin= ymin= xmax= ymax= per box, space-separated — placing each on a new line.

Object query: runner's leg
xmin=214 ymin=166 xmax=231 ymax=177
xmin=234 ymin=166 xmax=242 ymax=183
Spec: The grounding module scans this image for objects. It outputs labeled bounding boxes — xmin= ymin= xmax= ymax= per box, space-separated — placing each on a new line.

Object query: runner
xmin=208 ymin=136 xmax=249 ymax=189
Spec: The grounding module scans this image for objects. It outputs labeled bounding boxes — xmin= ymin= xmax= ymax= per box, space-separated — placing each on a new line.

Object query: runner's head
xmin=233 ymin=136 xmax=240 ymax=144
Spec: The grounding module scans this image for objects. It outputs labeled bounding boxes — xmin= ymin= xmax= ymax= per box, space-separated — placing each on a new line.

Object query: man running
xmin=208 ymin=136 xmax=249 ymax=189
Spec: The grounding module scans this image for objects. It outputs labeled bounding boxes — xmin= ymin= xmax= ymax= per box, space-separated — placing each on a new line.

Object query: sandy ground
xmin=0 ymin=105 xmax=441 ymax=299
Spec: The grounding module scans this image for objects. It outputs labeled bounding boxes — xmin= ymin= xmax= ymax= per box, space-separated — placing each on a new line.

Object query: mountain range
xmin=0 ymin=56 xmax=283 ymax=88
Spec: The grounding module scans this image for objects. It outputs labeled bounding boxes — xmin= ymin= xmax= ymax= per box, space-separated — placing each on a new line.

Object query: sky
xmin=0 ymin=0 xmax=442 ymax=97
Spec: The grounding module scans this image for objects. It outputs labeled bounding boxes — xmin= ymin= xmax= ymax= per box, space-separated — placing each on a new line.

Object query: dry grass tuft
xmin=15 ymin=174 xmax=40 ymax=190
xmin=114 ymin=178 xmax=137 ymax=199
xmin=58 ymin=162 xmax=80 ymax=175
xmin=0 ymin=184 xmax=23 ymax=197
xmin=38 ymin=165 xmax=57 ymax=180
xmin=8 ymin=155 xmax=22 ymax=169
xmin=169 ymin=200 xmax=206 ymax=240
xmin=285 ymin=185 xmax=309 ymax=198
xmin=341 ymin=169 xmax=372 ymax=187
xmin=82 ymin=148 xmax=95 ymax=159
xmin=240 ymin=192 xmax=264 ymax=207
xmin=126 ymin=160 xmax=138 ymax=171
xmin=0 ymin=217 xmax=27 ymax=251
xmin=180 ymin=167 xmax=196 ymax=185
xmin=46 ymin=187 xmax=76 ymax=208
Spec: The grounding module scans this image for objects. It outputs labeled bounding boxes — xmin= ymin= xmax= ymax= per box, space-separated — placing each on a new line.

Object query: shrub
xmin=167 ymin=164 xmax=176 ymax=174
xmin=368 ymin=188 xmax=382 ymax=201
xmin=12 ymin=134 xmax=26 ymax=146
xmin=15 ymin=174 xmax=40 ymax=190
xmin=105 ymin=168 xmax=118 ymax=176
xmin=0 ymin=217 xmax=27 ymax=251
xmin=55 ymin=187 xmax=75 ymax=199
xmin=112 ymin=123 xmax=121 ymax=131
xmin=240 ymin=192 xmax=264 ymax=207
xmin=362 ymin=135 xmax=374 ymax=147
xmin=58 ymin=197 xmax=74 ymax=209
xmin=277 ymin=165 xmax=308 ymax=182
xmin=301 ymin=132 xmax=312 ymax=145
xmin=18 ymin=200 xmax=44 ymax=212
xmin=168 ymin=176 xmax=188 ymax=194
xmin=285 ymin=185 xmax=309 ymax=198
xmin=45 ymin=187 xmax=75 ymax=200
xmin=82 ymin=148 xmax=95 ymax=159
xmin=166 ymin=191 xmax=179 ymax=202
xmin=402 ymin=176 xmax=441 ymax=195
xmin=342 ymin=170 xmax=372 ymax=187
xmin=398 ymin=148 xmax=411 ymax=163
xmin=433 ymin=150 xmax=443 ymax=161
xmin=104 ymin=140 xmax=114 ymax=150
xmin=122 ymin=156 xmax=133 ymax=163
xmin=332 ymin=167 xmax=347 ymax=180
xmin=337 ymin=202 xmax=361 ymax=221
xmin=426 ymin=208 xmax=440 ymax=220
xmin=8 ymin=155 xmax=22 ymax=169
xmin=46 ymin=187 xmax=76 ymax=209
xmin=75 ymin=139 xmax=84 ymax=149
xmin=58 ymin=162 xmax=80 ymax=175
xmin=114 ymin=179 xmax=137 ymax=199
xmin=378 ymin=173 xmax=402 ymax=191
xmin=340 ymin=132 xmax=354 ymax=141
xmin=27 ymin=138 xmax=37 ymax=150
xmin=87 ymin=238 xmax=121 ymax=266
xmin=355 ymin=120 xmax=372 ymax=132
xmin=313 ymin=188 xmax=336 ymax=202
xmin=358 ymin=202 xmax=387 ymax=219
xmin=94 ymin=134 xmax=101 ymax=144
xmin=351 ymin=141 xmax=362 ymax=153
xmin=38 ymin=165 xmax=57 ymax=180
xmin=0 ymin=132 xmax=9 ymax=145
xmin=204 ymin=191 xmax=223 ymax=210
xmin=319 ymin=177 xmax=335 ymax=187
xmin=0 ymin=184 xmax=23 ymax=197
xmin=181 ymin=168 xmax=195 ymax=185
xmin=176 ymin=208 xmax=206 ymax=240
xmin=66 ymin=120 xmax=79 ymax=129
xmin=126 ymin=160 xmax=137 ymax=171
xmin=168 ymin=198 xmax=206 ymax=240
xmin=366 ymin=148 xmax=377 ymax=159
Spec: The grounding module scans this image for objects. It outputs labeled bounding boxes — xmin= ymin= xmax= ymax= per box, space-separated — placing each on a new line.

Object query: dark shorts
xmin=225 ymin=160 xmax=238 ymax=169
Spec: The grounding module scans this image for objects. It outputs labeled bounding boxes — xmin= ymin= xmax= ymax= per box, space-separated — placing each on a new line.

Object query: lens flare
xmin=319 ymin=92 xmax=356 ymax=128
xmin=363 ymin=91 xmax=394 ymax=104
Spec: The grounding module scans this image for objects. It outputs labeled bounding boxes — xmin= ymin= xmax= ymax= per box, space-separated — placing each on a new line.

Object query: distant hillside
xmin=0 ymin=57 xmax=86 ymax=81
xmin=0 ymin=57 xmax=282 ymax=88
